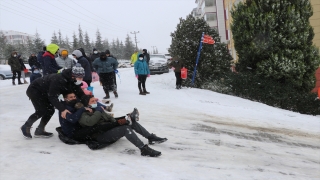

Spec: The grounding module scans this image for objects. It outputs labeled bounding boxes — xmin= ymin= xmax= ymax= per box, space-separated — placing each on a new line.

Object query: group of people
xmin=19 ymin=43 xmax=167 ymax=157
xmin=8 ymin=51 xmax=29 ymax=85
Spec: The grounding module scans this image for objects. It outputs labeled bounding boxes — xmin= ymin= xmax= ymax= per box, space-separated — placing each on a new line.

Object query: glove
xmin=114 ymin=69 xmax=118 ymax=73
xmin=135 ymin=75 xmax=138 ymax=79
xmin=147 ymin=74 xmax=150 ymax=77
xmin=117 ymin=118 xmax=128 ymax=125
xmin=57 ymin=68 xmax=64 ymax=73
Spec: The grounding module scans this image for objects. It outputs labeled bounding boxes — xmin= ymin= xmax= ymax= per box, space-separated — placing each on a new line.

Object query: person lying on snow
xmin=58 ymin=93 xmax=167 ymax=157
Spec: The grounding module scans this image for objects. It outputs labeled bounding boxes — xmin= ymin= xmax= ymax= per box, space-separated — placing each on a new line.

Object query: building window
xmin=205 ymin=0 xmax=216 ymax=7
xmin=205 ymin=13 xmax=217 ymax=21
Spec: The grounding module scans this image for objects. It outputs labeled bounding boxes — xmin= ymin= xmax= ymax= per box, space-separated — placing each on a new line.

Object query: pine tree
xmin=124 ymin=34 xmax=135 ymax=59
xmin=231 ymin=0 xmax=320 ymax=91
xmin=102 ymin=38 xmax=109 ymax=52
xmin=119 ymin=41 xmax=124 ymax=59
xmin=51 ymin=31 xmax=58 ymax=44
xmin=32 ymin=31 xmax=45 ymax=54
xmin=58 ymin=30 xmax=63 ymax=47
xmin=170 ymin=14 xmax=232 ymax=87
xmin=84 ymin=31 xmax=92 ymax=55
xmin=72 ymin=32 xmax=78 ymax=50
xmin=95 ymin=29 xmax=103 ymax=51
xmin=110 ymin=39 xmax=117 ymax=57
xmin=0 ymin=31 xmax=7 ymax=60
xmin=64 ymin=35 xmax=71 ymax=52
xmin=78 ymin=24 xmax=85 ymax=49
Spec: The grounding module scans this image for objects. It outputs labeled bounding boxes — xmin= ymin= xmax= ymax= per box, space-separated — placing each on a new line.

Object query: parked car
xmin=118 ymin=61 xmax=132 ymax=68
xmin=148 ymin=57 xmax=169 ymax=75
xmin=0 ymin=65 xmax=13 ymax=80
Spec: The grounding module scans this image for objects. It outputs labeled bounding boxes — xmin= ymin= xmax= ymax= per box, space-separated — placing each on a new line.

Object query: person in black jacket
xmin=28 ymin=53 xmax=40 ymax=71
xmin=142 ymin=49 xmax=150 ymax=64
xmin=90 ymin=48 xmax=100 ymax=71
xmin=73 ymin=49 xmax=92 ymax=87
xmin=78 ymin=48 xmax=94 ymax=73
xmin=20 ymin=64 xmax=87 ymax=139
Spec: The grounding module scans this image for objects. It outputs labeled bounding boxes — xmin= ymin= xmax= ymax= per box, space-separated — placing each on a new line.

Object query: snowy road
xmin=0 ymin=68 xmax=319 ymax=180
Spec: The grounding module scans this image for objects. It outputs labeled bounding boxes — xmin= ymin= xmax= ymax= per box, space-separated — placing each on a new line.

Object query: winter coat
xmin=59 ymin=101 xmax=85 ymax=138
xmin=90 ymin=53 xmax=100 ymax=63
xmin=28 ymin=55 xmax=40 ymax=69
xmin=76 ymin=56 xmax=92 ymax=81
xmin=42 ymin=51 xmax=62 ymax=75
xmin=78 ymin=108 xmax=115 ymax=127
xmin=55 ymin=56 xmax=75 ymax=69
xmin=143 ymin=52 xmax=150 ymax=64
xmin=78 ymin=48 xmax=94 ymax=72
xmin=93 ymin=57 xmax=118 ymax=74
xmin=28 ymin=69 xmax=86 ymax=112
xmin=169 ymin=59 xmax=184 ymax=72
xmin=8 ymin=52 xmax=21 ymax=71
xmin=134 ymin=59 xmax=150 ymax=75
xmin=130 ymin=52 xmax=138 ymax=64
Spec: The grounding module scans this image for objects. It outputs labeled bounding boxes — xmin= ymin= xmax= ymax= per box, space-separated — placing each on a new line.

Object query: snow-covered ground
xmin=0 ymin=68 xmax=319 ymax=180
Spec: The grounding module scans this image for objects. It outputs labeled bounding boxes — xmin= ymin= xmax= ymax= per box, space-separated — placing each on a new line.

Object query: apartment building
xmin=310 ymin=0 xmax=320 ymax=52
xmin=0 ymin=30 xmax=35 ymax=44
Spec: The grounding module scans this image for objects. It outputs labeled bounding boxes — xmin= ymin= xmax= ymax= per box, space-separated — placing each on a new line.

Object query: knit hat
xmin=72 ymin=50 xmax=83 ymax=58
xmin=46 ymin=44 xmax=59 ymax=55
xmin=60 ymin=49 xmax=68 ymax=56
xmin=72 ymin=63 xmax=85 ymax=78
xmin=105 ymin=49 xmax=111 ymax=54
xmin=138 ymin=54 xmax=144 ymax=58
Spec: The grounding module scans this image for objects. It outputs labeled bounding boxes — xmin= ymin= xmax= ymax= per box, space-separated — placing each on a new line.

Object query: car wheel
xmin=0 ymin=75 xmax=5 ymax=80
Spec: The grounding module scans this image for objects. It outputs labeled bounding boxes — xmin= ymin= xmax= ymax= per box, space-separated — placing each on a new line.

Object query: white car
xmin=0 ymin=65 xmax=13 ymax=80
xmin=149 ymin=57 xmax=169 ymax=74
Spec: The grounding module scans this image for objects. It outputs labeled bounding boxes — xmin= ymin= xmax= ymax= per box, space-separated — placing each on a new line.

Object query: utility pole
xmin=130 ymin=31 xmax=139 ymax=51
xmin=151 ymin=46 xmax=156 ymax=54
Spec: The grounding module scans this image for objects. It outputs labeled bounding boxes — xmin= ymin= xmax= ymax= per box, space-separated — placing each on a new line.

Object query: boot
xmin=34 ymin=128 xmax=53 ymax=138
xmin=176 ymin=85 xmax=179 ymax=89
xmin=129 ymin=108 xmax=139 ymax=123
xmin=179 ymin=85 xmax=182 ymax=89
xmin=21 ymin=124 xmax=32 ymax=139
xmin=12 ymin=80 xmax=16 ymax=86
xmin=148 ymin=133 xmax=168 ymax=144
xmin=113 ymin=91 xmax=118 ymax=98
xmin=139 ymin=89 xmax=146 ymax=95
xmin=140 ymin=144 xmax=161 ymax=157
xmin=18 ymin=80 xmax=23 ymax=85
xmin=105 ymin=103 xmax=113 ymax=112
xmin=24 ymin=79 xmax=28 ymax=84
xmin=143 ymin=88 xmax=150 ymax=94
xmin=103 ymin=91 xmax=110 ymax=99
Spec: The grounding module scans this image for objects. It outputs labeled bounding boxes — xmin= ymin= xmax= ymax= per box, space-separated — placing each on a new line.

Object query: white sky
xmin=0 ymin=67 xmax=319 ymax=179
xmin=0 ymin=0 xmax=196 ymax=53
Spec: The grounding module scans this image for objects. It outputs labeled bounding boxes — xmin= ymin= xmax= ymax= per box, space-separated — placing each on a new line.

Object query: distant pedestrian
xmin=90 ymin=48 xmax=100 ymax=71
xmin=142 ymin=49 xmax=150 ymax=65
xmin=130 ymin=50 xmax=138 ymax=66
xmin=17 ymin=54 xmax=28 ymax=84
xmin=93 ymin=52 xmax=119 ymax=99
xmin=105 ymin=49 xmax=118 ymax=97
xmin=168 ymin=57 xmax=184 ymax=89
xmin=28 ymin=53 xmax=40 ymax=71
xmin=8 ymin=51 xmax=22 ymax=85
xmin=134 ymin=54 xmax=150 ymax=95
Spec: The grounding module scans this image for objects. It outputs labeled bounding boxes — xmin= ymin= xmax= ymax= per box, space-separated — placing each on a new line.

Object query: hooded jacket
xmin=28 ymin=55 xmax=40 ymax=70
xmin=72 ymin=50 xmax=92 ymax=81
xmin=78 ymin=48 xmax=94 ymax=72
xmin=169 ymin=58 xmax=184 ymax=72
xmin=142 ymin=49 xmax=150 ymax=64
xmin=130 ymin=52 xmax=138 ymax=64
xmin=42 ymin=44 xmax=62 ymax=75
xmin=134 ymin=58 xmax=150 ymax=75
xmin=27 ymin=69 xmax=86 ymax=112
xmin=55 ymin=49 xmax=75 ymax=69
xmin=92 ymin=53 xmax=119 ymax=74
xmin=8 ymin=51 xmax=21 ymax=71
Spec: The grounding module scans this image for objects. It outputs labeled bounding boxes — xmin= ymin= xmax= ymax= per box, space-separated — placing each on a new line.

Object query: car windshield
xmin=150 ymin=55 xmax=166 ymax=59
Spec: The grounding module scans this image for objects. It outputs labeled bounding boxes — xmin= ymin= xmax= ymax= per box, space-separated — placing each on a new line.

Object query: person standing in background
xmin=8 ymin=51 xmax=22 ymax=85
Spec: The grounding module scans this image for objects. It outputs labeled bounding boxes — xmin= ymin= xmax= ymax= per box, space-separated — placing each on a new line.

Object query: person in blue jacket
xmin=42 ymin=44 xmax=62 ymax=75
xmin=134 ymin=54 xmax=150 ymax=95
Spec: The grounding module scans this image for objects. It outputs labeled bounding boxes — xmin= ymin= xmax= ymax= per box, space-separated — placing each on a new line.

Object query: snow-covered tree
xmin=231 ymin=0 xmax=320 ymax=91
xmin=72 ymin=32 xmax=78 ymax=50
xmin=95 ymin=29 xmax=103 ymax=51
xmin=51 ymin=31 xmax=58 ymax=44
xmin=124 ymin=34 xmax=135 ymax=59
xmin=170 ymin=14 xmax=232 ymax=87
xmin=84 ymin=31 xmax=92 ymax=55
xmin=78 ymin=24 xmax=85 ymax=49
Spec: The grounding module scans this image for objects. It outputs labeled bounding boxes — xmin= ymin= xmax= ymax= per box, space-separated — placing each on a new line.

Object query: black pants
xmin=96 ymin=122 xmax=151 ymax=148
xmin=30 ymin=73 xmax=42 ymax=83
xmin=25 ymin=87 xmax=55 ymax=129
xmin=175 ymin=72 xmax=182 ymax=86
xmin=84 ymin=79 xmax=92 ymax=87
xmin=99 ymin=72 xmax=117 ymax=94
xmin=137 ymin=75 xmax=147 ymax=89
xmin=12 ymin=70 xmax=21 ymax=82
